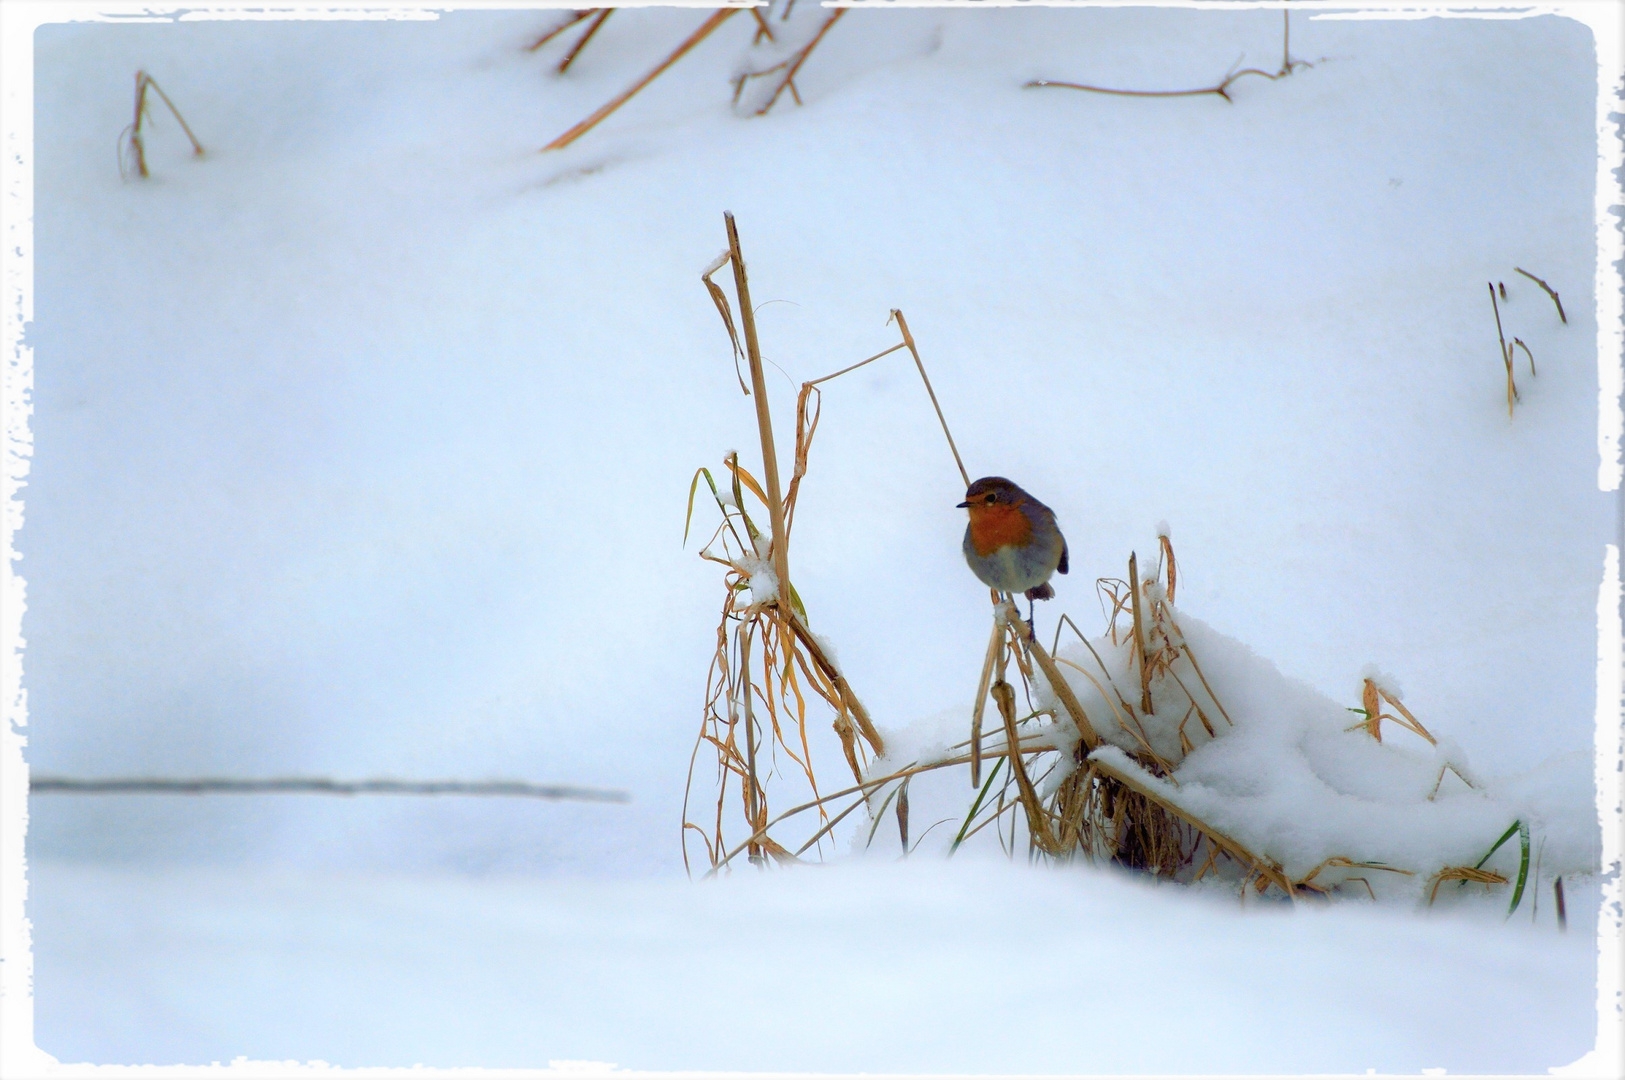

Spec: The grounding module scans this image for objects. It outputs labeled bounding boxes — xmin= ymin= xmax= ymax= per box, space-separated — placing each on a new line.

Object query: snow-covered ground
xmin=25 ymin=857 xmax=1607 ymax=1073
xmin=8 ymin=2 xmax=1620 ymax=1073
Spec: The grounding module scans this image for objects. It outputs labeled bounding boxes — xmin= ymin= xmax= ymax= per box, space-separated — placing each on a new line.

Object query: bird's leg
xmin=1027 ymin=596 xmax=1037 ymax=641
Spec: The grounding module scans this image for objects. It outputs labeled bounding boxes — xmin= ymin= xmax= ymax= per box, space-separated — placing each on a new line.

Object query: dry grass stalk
xmin=732 ymin=8 xmax=847 ymax=115
xmin=1514 ymin=267 xmax=1567 ymax=324
xmin=1128 ymin=552 xmax=1153 ymax=714
xmin=1293 ymin=856 xmax=1413 ymax=897
xmin=725 ymin=212 xmax=793 ymax=602
xmin=1427 ymin=865 xmax=1508 ymax=904
xmin=1028 ymin=10 xmax=1312 ymax=103
xmin=543 ymin=8 xmax=743 ymax=151
xmin=555 ymin=9 xmax=614 ymax=74
xmin=892 ymin=309 xmax=972 ymax=489
xmin=119 ymin=71 xmax=205 ymax=180
xmin=994 ymin=677 xmax=1061 ymax=855
xmin=1489 ymin=282 xmax=1519 ymax=417
xmin=970 ymin=614 xmax=1004 ymax=787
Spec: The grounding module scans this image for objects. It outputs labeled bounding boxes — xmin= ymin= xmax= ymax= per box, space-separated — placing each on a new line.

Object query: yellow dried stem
xmin=994 ymin=680 xmax=1061 ymax=854
xmin=1007 ymin=610 xmax=1102 ymax=750
xmin=1377 ymin=687 xmax=1437 ymax=746
xmin=544 ymin=8 xmax=741 ymax=151
xmin=740 ymin=623 xmax=763 ymax=865
xmin=1159 ymin=532 xmax=1178 ymax=603
xmin=1361 ymin=678 xmax=1383 ymax=742
xmin=970 ymin=615 xmax=1004 ymax=787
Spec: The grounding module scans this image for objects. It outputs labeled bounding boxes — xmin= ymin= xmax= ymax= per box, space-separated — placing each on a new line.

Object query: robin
xmin=958 ymin=476 xmax=1068 ymax=628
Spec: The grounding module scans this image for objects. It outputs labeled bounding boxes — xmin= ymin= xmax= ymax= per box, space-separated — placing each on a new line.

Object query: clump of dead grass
xmin=681 ymin=214 xmax=1539 ymax=915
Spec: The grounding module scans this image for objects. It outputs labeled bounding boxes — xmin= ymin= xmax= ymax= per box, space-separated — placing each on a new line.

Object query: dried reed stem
xmin=725 ymin=212 xmax=794 ymax=601
xmin=995 ymin=680 xmax=1060 ymax=854
xmin=557 ymin=9 xmax=613 ymax=74
xmin=1007 ymin=610 xmax=1101 ymax=750
xmin=891 ymin=309 xmax=971 ymax=489
xmin=1129 ymin=553 xmax=1153 ymax=714
xmin=970 ymin=614 xmax=1004 ymax=787
xmin=543 ymin=8 xmax=741 ymax=151
xmin=122 ymin=71 xmax=205 ymax=180
xmin=1489 ymin=282 xmax=1517 ymax=417
xmin=528 ymin=10 xmax=598 ymax=51
xmin=740 ymin=623 xmax=763 ymax=866
xmin=780 ymin=612 xmax=883 ymax=757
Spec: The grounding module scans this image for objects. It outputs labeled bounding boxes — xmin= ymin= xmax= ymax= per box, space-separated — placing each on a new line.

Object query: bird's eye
xmin=985 ymin=493 xmax=997 ymax=503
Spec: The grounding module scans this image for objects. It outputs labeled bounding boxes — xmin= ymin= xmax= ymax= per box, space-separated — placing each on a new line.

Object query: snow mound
xmin=1032 ymin=598 xmax=1600 ymax=902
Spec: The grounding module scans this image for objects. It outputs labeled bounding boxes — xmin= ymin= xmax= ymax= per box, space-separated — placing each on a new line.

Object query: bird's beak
xmin=956 ymin=500 xmax=971 ymax=508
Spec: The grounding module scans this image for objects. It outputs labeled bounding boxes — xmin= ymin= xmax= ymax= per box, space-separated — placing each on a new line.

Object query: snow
xmin=25 ymin=857 xmax=1606 ymax=1074
xmin=7 ymin=1 xmax=1621 ymax=1074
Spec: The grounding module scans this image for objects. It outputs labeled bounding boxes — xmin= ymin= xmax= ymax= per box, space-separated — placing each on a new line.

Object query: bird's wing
xmin=1058 ymin=537 xmax=1069 ymax=575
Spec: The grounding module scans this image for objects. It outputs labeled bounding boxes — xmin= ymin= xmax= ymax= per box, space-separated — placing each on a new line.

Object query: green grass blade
xmin=683 ymin=467 xmax=709 ymax=547
xmin=1473 ymin=820 xmax=1522 ymax=870
xmin=786 ymin=579 xmax=809 ymax=625
xmin=949 ymin=757 xmax=1005 ymax=856
xmin=865 ymin=783 xmax=903 ymax=849
xmin=1507 ymin=820 xmax=1531 ymax=916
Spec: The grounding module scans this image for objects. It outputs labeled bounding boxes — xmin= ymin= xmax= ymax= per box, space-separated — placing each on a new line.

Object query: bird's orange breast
xmin=967 ymin=503 xmax=1032 ymax=557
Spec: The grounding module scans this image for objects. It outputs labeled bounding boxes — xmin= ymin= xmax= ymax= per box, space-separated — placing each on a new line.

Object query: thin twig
xmin=1027 ymin=10 xmax=1310 ymax=103
xmin=733 ymin=9 xmax=846 ymax=115
xmin=1490 ymin=282 xmax=1517 ymax=418
xmin=806 ymin=342 xmax=907 ymax=387
xmin=1514 ymin=267 xmax=1567 ymax=324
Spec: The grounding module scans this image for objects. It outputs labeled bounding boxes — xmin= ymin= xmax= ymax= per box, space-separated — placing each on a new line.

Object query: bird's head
xmin=957 ymin=476 xmax=1026 ymax=512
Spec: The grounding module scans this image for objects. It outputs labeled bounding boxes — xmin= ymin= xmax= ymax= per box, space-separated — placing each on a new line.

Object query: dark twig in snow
xmin=1490 ymin=282 xmax=1519 ymax=417
xmin=119 ymin=71 xmax=204 ymax=180
xmin=1514 ymin=267 xmax=1567 ymax=324
xmin=1027 ymin=10 xmax=1312 ymax=103
xmin=732 ymin=8 xmax=846 ymax=115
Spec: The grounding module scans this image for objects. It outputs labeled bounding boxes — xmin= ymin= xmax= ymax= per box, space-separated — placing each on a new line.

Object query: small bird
xmin=959 ymin=476 xmax=1068 ymax=627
